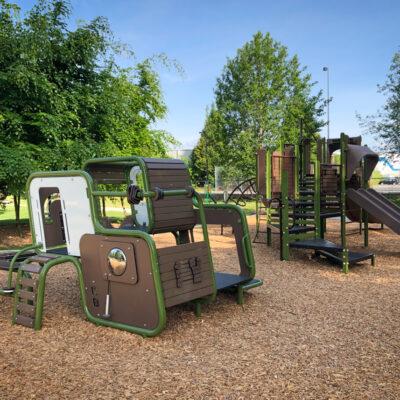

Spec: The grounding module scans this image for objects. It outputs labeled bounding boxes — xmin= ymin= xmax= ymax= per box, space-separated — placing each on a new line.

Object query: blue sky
xmin=20 ymin=0 xmax=400 ymax=149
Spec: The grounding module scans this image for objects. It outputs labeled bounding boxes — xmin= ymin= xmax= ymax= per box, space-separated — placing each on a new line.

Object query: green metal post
xmin=266 ymin=149 xmax=272 ymax=246
xmin=340 ymin=133 xmax=349 ymax=273
xmin=362 ymin=158 xmax=369 ymax=247
xmin=237 ymin=285 xmax=244 ymax=305
xmin=194 ymin=300 xmax=202 ymax=317
xmin=313 ymin=160 xmax=321 ymax=238
xmin=294 ymin=144 xmax=299 ymax=200
xmin=281 ymin=169 xmax=290 ymax=261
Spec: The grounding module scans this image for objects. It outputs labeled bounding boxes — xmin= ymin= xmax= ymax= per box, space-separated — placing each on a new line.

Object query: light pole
xmin=323 ymin=66 xmax=330 ymax=140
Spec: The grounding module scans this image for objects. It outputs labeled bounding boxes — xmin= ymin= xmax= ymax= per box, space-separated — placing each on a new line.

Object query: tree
xmin=358 ymin=50 xmax=400 ymax=155
xmin=191 ymin=32 xmax=324 ymax=183
xmin=189 ymin=106 xmax=226 ymax=185
xmin=0 ymin=143 xmax=41 ymax=228
xmin=0 ymin=0 xmax=176 ymax=223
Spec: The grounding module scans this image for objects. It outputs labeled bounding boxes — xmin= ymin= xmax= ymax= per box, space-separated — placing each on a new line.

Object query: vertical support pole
xmin=320 ymin=218 xmax=326 ymax=239
xmin=314 ymin=160 xmax=321 ymax=238
xmin=255 ymin=197 xmax=260 ymax=239
xmin=194 ymin=300 xmax=202 ymax=317
xmin=362 ymin=158 xmax=369 ymax=247
xmin=321 ymin=138 xmax=327 ymax=164
xmin=281 ymin=169 xmax=290 ymax=261
xmin=237 ymin=286 xmax=244 ymax=305
xmin=340 ymin=133 xmax=349 ymax=273
xmin=362 ymin=210 xmax=369 ymax=247
xmin=299 ymin=119 xmax=303 ymax=182
xmin=294 ymin=144 xmax=299 ymax=200
xmin=266 ymin=149 xmax=272 ymax=246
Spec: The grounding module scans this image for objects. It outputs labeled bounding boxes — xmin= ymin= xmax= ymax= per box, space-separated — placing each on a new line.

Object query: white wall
xmin=29 ymin=176 xmax=94 ymax=256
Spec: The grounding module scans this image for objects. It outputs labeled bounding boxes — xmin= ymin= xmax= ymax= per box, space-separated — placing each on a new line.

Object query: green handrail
xmin=0 ymin=243 xmax=42 ymax=296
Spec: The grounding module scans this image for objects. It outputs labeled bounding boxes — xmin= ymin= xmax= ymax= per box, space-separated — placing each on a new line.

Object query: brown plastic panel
xmin=157 ymin=241 xmax=213 ymax=308
xmin=346 ymin=145 xmax=379 ymax=181
xmin=99 ymin=240 xmax=137 ymax=284
xmin=142 ymin=158 xmax=196 ymax=234
xmin=194 ymin=207 xmax=251 ymax=277
xmin=80 ymin=234 xmax=160 ymax=330
xmin=271 ymin=147 xmax=295 ymax=196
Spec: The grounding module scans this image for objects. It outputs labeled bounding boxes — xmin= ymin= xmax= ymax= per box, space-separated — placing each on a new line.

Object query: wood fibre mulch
xmin=0 ymin=217 xmax=399 ymax=400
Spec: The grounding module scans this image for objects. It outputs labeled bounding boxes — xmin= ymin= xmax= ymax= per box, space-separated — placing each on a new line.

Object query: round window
xmin=107 ymin=248 xmax=127 ymax=276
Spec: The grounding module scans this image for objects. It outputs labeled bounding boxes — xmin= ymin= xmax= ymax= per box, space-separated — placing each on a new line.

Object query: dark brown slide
xmin=347 ymin=188 xmax=400 ymax=234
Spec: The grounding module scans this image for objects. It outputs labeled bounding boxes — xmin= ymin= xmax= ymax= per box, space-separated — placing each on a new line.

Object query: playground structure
xmin=0 ymin=156 xmax=262 ymax=336
xmin=253 ymin=132 xmax=390 ymax=272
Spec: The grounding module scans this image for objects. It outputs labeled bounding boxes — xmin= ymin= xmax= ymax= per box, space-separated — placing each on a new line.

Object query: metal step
xmin=289 ymin=238 xmax=343 ymax=251
xmin=315 ymin=250 xmax=375 ymax=266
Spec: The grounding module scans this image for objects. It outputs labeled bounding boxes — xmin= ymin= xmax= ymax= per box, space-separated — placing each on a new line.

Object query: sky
xmin=19 ymin=0 xmax=400 ymax=150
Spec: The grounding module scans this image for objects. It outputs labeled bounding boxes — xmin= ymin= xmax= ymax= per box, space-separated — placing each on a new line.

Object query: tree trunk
xmin=13 ymin=193 xmax=22 ymax=236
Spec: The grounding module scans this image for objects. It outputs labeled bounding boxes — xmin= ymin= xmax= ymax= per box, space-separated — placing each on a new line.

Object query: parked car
xmin=379 ymin=177 xmax=398 ymax=185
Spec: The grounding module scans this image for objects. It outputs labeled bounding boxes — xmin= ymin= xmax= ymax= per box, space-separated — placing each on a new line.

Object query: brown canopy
xmin=346 ymin=144 xmax=379 ymax=181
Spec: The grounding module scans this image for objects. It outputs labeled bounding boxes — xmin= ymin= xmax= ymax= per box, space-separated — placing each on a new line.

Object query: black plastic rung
xmin=315 ymin=250 xmax=374 ymax=265
xmin=290 ymin=212 xmax=315 ymax=218
xmin=290 ymin=238 xmax=343 ymax=251
xmin=289 ymin=226 xmax=315 ymax=234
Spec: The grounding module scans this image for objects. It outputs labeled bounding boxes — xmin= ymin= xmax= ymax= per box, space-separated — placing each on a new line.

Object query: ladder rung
xmin=17 ymin=303 xmax=36 ymax=317
xmin=15 ymin=314 xmax=34 ymax=328
xmin=28 ymin=256 xmax=51 ymax=264
xmin=21 ymin=263 xmax=42 ymax=274
xmin=18 ymin=289 xmax=36 ymax=301
xmin=37 ymin=252 xmax=62 ymax=259
xmin=20 ymin=278 xmax=38 ymax=288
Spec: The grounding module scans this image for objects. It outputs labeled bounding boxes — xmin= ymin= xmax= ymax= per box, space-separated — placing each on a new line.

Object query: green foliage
xmin=0 ymin=0 xmax=176 ymax=222
xmin=359 ymin=50 xmax=400 ymax=155
xmin=189 ymin=106 xmax=225 ymax=185
xmin=191 ymin=32 xmax=324 ymax=183
xmin=370 ymin=169 xmax=383 ymax=187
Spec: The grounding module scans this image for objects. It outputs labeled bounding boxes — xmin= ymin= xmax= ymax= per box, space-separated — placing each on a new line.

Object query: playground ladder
xmin=253 ymin=200 xmax=269 ymax=244
xmin=12 ymin=253 xmax=59 ymax=329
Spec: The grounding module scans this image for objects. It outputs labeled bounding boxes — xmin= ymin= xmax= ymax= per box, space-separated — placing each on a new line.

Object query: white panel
xmin=29 ymin=176 xmax=95 ymax=256
xmin=129 ymin=166 xmax=149 ymax=226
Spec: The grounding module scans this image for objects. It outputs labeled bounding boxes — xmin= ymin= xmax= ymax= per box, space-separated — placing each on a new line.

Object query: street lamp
xmin=323 ymin=66 xmax=330 ymax=140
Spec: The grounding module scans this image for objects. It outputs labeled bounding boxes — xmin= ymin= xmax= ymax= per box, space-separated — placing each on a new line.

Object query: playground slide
xmin=347 ymin=188 xmax=400 ymax=234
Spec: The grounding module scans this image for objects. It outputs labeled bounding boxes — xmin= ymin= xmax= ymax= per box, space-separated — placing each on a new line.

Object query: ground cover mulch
xmin=0 ymin=217 xmax=399 ymax=399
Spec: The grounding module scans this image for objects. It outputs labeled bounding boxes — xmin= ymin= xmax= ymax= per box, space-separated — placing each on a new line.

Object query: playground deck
xmin=0 ymin=216 xmax=399 ymax=399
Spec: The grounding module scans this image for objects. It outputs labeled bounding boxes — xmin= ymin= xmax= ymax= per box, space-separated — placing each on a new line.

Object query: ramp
xmin=347 ymin=188 xmax=400 ymax=234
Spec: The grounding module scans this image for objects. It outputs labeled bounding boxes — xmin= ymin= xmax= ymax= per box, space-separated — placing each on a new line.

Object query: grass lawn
xmin=0 ymin=195 xmax=256 ymax=225
xmin=0 ymin=197 xmax=29 ymax=223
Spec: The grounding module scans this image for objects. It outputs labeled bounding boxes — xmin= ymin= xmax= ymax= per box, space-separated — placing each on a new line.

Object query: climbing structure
xmin=255 ymin=133 xmax=376 ymax=273
xmin=0 ymin=156 xmax=262 ymax=336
